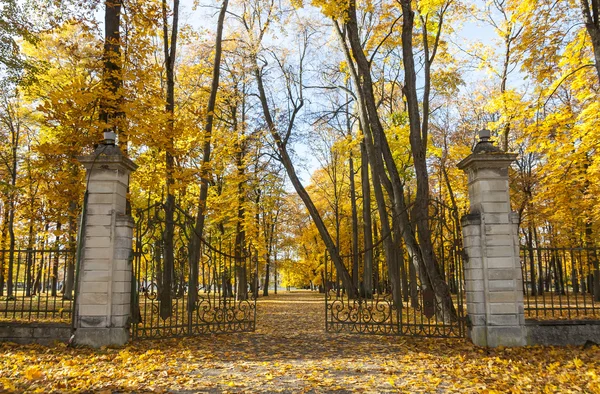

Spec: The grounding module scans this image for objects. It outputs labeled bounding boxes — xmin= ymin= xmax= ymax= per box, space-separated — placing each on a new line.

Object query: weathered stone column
xmin=74 ymin=133 xmax=137 ymax=347
xmin=458 ymin=130 xmax=525 ymax=347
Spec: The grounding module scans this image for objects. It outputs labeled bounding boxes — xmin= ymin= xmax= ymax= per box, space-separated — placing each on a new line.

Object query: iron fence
xmin=0 ymin=249 xmax=76 ymax=322
xmin=520 ymin=247 xmax=600 ymax=319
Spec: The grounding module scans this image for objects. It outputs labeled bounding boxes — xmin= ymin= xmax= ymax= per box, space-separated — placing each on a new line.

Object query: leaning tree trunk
xmin=335 ymin=2 xmax=457 ymax=321
xmin=332 ymin=22 xmax=401 ymax=303
xmin=253 ymin=60 xmax=357 ymax=297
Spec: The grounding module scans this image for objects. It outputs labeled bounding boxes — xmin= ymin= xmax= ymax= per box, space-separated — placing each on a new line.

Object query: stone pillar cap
xmin=78 ymin=143 xmax=137 ymax=172
xmin=457 ymin=151 xmax=518 ymax=170
xmin=457 ymin=130 xmax=517 ymax=170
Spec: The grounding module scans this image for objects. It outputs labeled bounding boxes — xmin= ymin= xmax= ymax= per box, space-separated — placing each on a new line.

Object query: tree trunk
xmin=527 ymin=226 xmax=537 ymax=296
xmin=5 ymin=115 xmax=18 ymax=298
xmin=335 ymin=17 xmax=425 ymax=310
xmin=349 ymin=146 xmax=360 ymax=291
xmin=274 ymin=251 xmax=278 ymax=295
xmin=25 ymin=221 xmax=34 ymax=297
xmin=263 ymin=256 xmax=270 ymax=296
xmin=399 ymin=0 xmax=457 ymax=322
xmin=6 ymin=199 xmax=15 ymax=298
xmin=360 ymin=142 xmax=373 ymax=298
xmin=63 ymin=201 xmax=77 ymax=300
xmin=0 ymin=205 xmax=7 ymax=297
xmin=580 ymin=0 xmax=600 ymax=82
xmin=160 ymin=0 xmax=180 ymax=321
xmin=585 ymin=218 xmax=600 ymax=301
xmin=234 ymin=170 xmax=247 ymax=301
xmin=333 ymin=22 xmax=403 ymax=303
xmin=99 ymin=0 xmax=123 ymax=136
xmin=252 ymin=59 xmax=357 ymax=297
xmin=188 ymin=0 xmax=228 ymax=310
xmin=51 ymin=222 xmax=61 ymax=298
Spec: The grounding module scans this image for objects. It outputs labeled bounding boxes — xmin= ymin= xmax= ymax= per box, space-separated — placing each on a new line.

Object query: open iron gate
xmin=131 ymin=202 xmax=258 ymax=339
xmin=324 ymin=237 xmax=467 ymax=338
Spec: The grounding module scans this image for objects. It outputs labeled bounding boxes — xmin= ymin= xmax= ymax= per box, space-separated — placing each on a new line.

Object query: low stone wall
xmin=0 ymin=323 xmax=71 ymax=345
xmin=526 ymin=319 xmax=600 ymax=346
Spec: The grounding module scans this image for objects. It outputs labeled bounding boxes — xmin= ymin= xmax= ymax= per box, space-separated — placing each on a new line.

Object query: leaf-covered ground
xmin=1 ymin=290 xmax=599 ymax=393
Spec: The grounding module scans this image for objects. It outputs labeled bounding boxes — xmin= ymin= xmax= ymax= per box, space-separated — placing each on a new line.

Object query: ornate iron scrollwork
xmin=131 ymin=201 xmax=257 ymax=339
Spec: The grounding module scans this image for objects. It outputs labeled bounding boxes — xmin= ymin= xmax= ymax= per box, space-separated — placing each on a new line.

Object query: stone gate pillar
xmin=74 ymin=132 xmax=137 ymax=347
xmin=458 ymin=130 xmax=525 ymax=347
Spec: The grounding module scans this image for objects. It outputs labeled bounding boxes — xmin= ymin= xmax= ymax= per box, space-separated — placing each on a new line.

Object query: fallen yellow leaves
xmin=0 ymin=291 xmax=599 ymax=393
xmin=24 ymin=366 xmax=44 ymax=381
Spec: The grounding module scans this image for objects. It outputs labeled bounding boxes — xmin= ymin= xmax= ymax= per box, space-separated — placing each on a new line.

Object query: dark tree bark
xmin=63 ymin=201 xmax=77 ymax=299
xmin=0 ymin=207 xmax=7 ymax=297
xmin=360 ymin=141 xmax=373 ymax=298
xmin=334 ymin=18 xmax=421 ymax=308
xmin=99 ymin=0 xmax=123 ymax=137
xmin=399 ymin=0 xmax=457 ymax=321
xmin=0 ymin=92 xmax=20 ymax=298
xmin=25 ymin=219 xmax=34 ymax=297
xmin=188 ymin=0 xmax=228 ymax=311
xmin=263 ymin=256 xmax=270 ymax=296
xmin=580 ymin=0 xmax=600 ymax=81
xmin=585 ymin=219 xmax=600 ymax=301
xmin=274 ymin=251 xmax=278 ymax=294
xmin=159 ymin=0 xmax=180 ymax=321
xmin=234 ymin=118 xmax=248 ymax=301
xmin=347 ymin=110 xmax=360 ymax=291
xmin=263 ymin=207 xmax=279 ymax=297
xmin=51 ymin=222 xmax=61 ymax=297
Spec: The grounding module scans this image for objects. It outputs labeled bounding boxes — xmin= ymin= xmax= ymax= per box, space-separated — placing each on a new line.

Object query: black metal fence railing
xmin=0 ymin=249 xmax=76 ymax=323
xmin=520 ymin=247 xmax=600 ymax=320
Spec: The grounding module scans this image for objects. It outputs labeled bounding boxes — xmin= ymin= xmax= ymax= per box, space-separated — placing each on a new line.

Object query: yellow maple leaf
xmin=24 ymin=366 xmax=44 ymax=381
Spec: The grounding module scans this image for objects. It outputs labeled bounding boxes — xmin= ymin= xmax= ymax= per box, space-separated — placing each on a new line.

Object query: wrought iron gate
xmin=325 ymin=249 xmax=466 ymax=338
xmin=325 ymin=199 xmax=467 ymax=338
xmin=131 ymin=202 xmax=258 ymax=339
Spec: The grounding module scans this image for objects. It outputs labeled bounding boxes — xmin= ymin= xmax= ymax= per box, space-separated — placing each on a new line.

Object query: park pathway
xmin=256 ymin=290 xmax=325 ymax=336
xmin=170 ymin=290 xmax=461 ymax=392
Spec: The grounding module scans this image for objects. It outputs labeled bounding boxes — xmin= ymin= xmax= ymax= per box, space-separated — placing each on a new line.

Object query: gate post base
xmin=72 ymin=328 xmax=129 ymax=348
xmin=470 ymin=326 xmax=527 ymax=348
